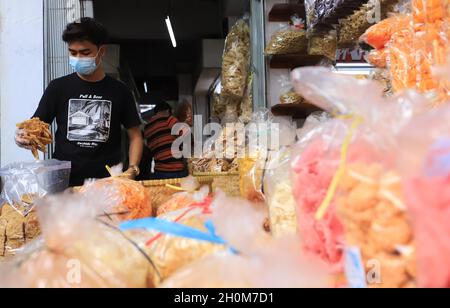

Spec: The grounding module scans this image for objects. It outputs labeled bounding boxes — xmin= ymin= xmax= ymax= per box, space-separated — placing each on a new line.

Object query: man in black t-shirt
xmin=15 ymin=18 xmax=143 ymax=186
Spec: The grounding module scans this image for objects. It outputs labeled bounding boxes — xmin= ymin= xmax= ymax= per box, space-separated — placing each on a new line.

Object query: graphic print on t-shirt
xmin=67 ymin=99 xmax=112 ymax=143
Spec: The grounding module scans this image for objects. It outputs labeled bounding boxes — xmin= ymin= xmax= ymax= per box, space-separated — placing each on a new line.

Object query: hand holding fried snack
xmin=16 ymin=118 xmax=52 ymax=160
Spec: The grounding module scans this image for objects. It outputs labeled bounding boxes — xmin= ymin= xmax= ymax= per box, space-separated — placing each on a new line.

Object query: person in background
xmin=144 ymin=102 xmax=189 ymax=180
xmin=174 ymin=99 xmax=193 ymax=127
xmin=15 ymin=18 xmax=143 ymax=186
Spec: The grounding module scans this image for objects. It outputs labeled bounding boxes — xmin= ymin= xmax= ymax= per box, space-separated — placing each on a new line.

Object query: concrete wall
xmin=0 ymin=0 xmax=44 ymax=166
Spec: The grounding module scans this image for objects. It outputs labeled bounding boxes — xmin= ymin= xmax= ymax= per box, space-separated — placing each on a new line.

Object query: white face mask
xmin=69 ymin=49 xmax=101 ymax=75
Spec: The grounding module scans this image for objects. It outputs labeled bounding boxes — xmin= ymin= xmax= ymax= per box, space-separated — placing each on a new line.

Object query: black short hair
xmin=154 ymin=102 xmax=172 ymax=114
xmin=62 ymin=17 xmax=109 ymax=46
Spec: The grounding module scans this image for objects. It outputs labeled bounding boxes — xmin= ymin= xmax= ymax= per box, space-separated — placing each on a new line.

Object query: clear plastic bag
xmin=266 ymin=15 xmax=307 ymax=55
xmin=395 ymin=105 xmax=450 ymax=288
xmin=0 ymin=190 xmax=153 ymax=288
xmin=221 ymin=18 xmax=251 ymax=99
xmin=81 ymin=177 xmax=152 ymax=222
xmin=278 ymin=74 xmax=304 ymax=105
xmin=0 ymin=160 xmax=71 ymax=216
xmin=239 ymin=73 xmax=254 ymax=124
xmin=160 ymin=236 xmax=330 ymax=288
xmin=121 ymin=192 xmax=268 ymax=286
xmin=290 ymin=67 xmax=426 ymax=277
xmin=366 ymin=48 xmax=389 ymax=68
xmin=309 ymin=28 xmax=337 ymax=60
xmin=156 ymin=185 xmax=210 ymax=217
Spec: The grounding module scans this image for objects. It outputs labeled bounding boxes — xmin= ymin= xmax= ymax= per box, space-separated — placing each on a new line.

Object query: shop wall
xmin=0 ymin=0 xmax=44 ymax=166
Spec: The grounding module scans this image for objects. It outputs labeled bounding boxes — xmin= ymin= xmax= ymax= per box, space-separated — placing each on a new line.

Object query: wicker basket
xmin=193 ymin=172 xmax=240 ymax=197
xmin=141 ymin=176 xmax=215 ymax=213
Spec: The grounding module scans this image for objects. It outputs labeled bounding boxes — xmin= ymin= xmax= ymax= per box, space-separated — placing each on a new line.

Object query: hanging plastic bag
xmin=361 ymin=14 xmax=411 ymax=50
xmin=266 ymin=15 xmax=307 ymax=55
xmin=221 ymin=17 xmax=251 ymax=99
xmin=0 ymin=160 xmax=71 ymax=216
xmin=0 ymin=189 xmax=153 ymax=288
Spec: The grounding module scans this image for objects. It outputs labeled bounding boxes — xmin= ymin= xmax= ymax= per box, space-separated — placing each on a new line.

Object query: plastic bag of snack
xmin=0 ymin=160 xmax=71 ymax=216
xmin=290 ymin=67 xmax=425 ymax=275
xmin=395 ymin=105 xmax=450 ymax=288
xmin=157 ymin=185 xmax=210 ymax=217
xmin=0 ymin=203 xmax=40 ymax=258
xmin=121 ymin=192 xmax=268 ymax=286
xmin=361 ymin=14 xmax=411 ymax=49
xmin=278 ymin=74 xmax=304 ymax=105
xmin=81 ymin=177 xmax=152 ymax=222
xmin=238 ymin=111 xmax=274 ymax=203
xmin=266 ymin=15 xmax=307 ymax=55
xmin=240 ymin=73 xmax=254 ymax=124
xmin=221 ymin=18 xmax=251 ymax=99
xmin=309 ymin=28 xmax=337 ymax=60
xmin=264 ymin=117 xmax=298 ymax=238
xmin=0 ymin=190 xmax=153 ymax=288
xmin=161 ymin=236 xmax=330 ymax=288
xmin=367 ymin=48 xmax=389 ymax=68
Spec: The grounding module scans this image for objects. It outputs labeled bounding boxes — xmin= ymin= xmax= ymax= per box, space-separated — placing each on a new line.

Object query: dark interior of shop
xmin=93 ymin=0 xmax=249 ymax=118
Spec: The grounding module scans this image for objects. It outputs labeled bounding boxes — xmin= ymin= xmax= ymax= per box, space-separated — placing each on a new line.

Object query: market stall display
xmin=0 ymin=190 xmax=153 ymax=288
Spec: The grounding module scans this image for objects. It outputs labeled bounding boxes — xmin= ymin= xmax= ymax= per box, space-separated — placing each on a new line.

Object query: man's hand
xmin=15 ymin=129 xmax=33 ymax=150
xmin=117 ymin=166 xmax=140 ymax=180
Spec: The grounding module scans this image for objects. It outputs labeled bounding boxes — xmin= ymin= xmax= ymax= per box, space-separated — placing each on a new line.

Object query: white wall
xmin=0 ymin=0 xmax=44 ymax=166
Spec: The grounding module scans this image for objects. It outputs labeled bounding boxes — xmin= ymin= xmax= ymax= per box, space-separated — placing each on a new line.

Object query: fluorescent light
xmin=140 ymin=104 xmax=156 ymax=113
xmin=165 ymin=16 xmax=177 ymax=48
xmin=144 ymin=82 xmax=148 ymax=93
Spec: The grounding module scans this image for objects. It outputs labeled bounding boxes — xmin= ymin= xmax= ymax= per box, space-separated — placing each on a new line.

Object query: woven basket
xmin=141 ymin=176 xmax=215 ymax=213
xmin=193 ymin=172 xmax=240 ymax=197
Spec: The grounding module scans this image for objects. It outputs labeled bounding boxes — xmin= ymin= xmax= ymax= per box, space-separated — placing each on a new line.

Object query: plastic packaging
xmin=266 ymin=15 xmax=307 ymax=55
xmin=122 ymin=192 xmax=269 ymax=286
xmin=278 ymin=74 xmax=304 ymax=105
xmin=396 ymin=105 xmax=450 ymax=288
xmin=0 ymin=204 xmax=40 ymax=258
xmin=367 ymin=48 xmax=389 ymax=68
xmin=221 ymin=18 xmax=251 ymax=99
xmin=81 ymin=177 xmax=152 ymax=222
xmin=264 ymin=147 xmax=297 ymax=238
xmin=309 ymin=28 xmax=337 ymax=60
xmin=0 ymin=160 xmax=71 ymax=216
xmin=160 ymin=236 xmax=330 ymax=288
xmin=0 ymin=190 xmax=153 ymax=288
xmin=362 ymin=14 xmax=411 ymax=50
xmin=240 ymin=73 xmax=254 ymax=124
xmin=336 ymin=163 xmax=416 ymax=288
xmin=157 ymin=186 xmax=210 ymax=217
xmin=290 ymin=67 xmax=426 ymax=275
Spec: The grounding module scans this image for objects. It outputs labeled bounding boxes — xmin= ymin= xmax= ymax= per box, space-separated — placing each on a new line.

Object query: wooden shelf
xmin=268 ymin=3 xmax=306 ymax=22
xmin=269 ymin=54 xmax=329 ymax=69
xmin=271 ymin=103 xmax=324 ymax=119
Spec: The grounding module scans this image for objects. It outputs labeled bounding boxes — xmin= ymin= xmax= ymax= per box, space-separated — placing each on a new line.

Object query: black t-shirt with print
xmin=33 ymin=73 xmax=141 ymax=186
